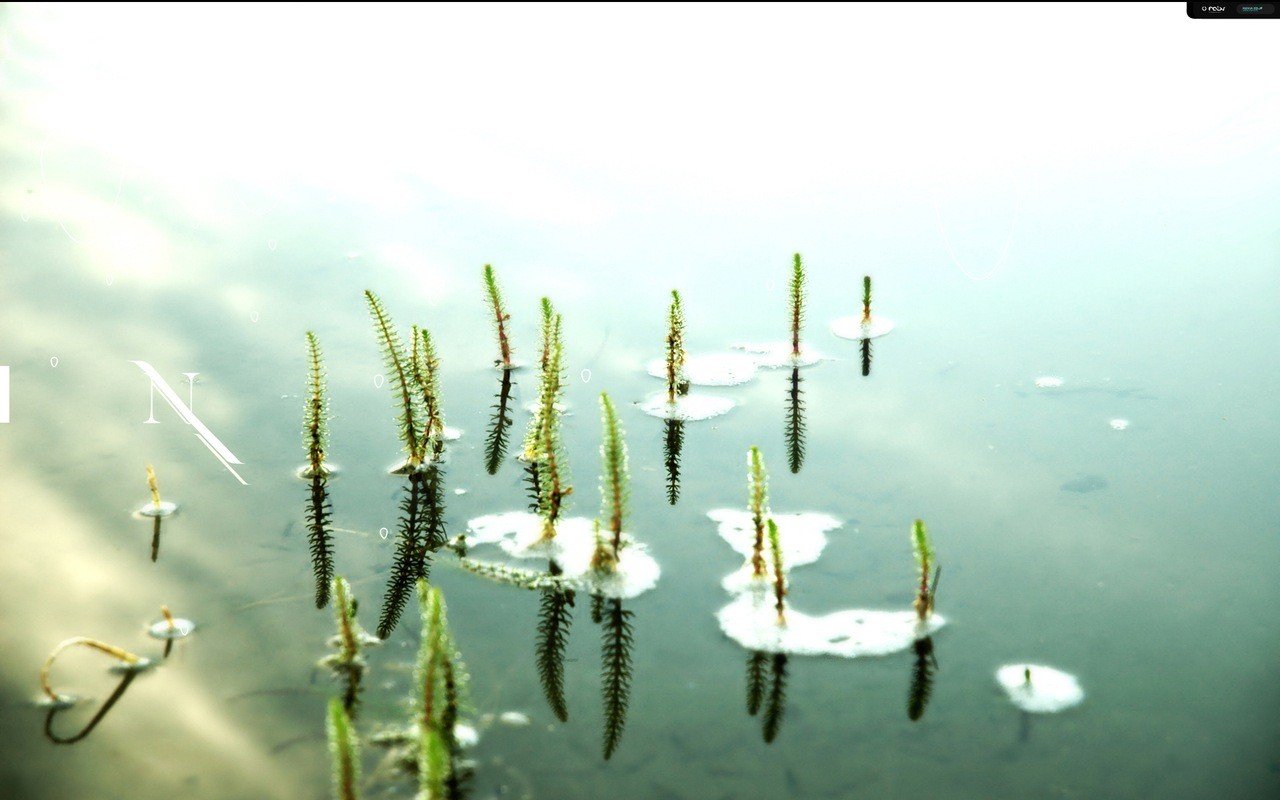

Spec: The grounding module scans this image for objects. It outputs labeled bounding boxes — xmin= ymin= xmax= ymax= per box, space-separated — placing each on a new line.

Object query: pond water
xmin=1 ymin=5 xmax=1279 ymax=800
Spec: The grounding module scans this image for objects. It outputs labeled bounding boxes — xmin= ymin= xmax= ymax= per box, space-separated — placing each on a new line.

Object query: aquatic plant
xmin=767 ymin=519 xmax=786 ymax=625
xmin=861 ymin=275 xmax=873 ymax=324
xmin=149 ymin=516 xmax=163 ymax=562
xmin=416 ymin=580 xmax=467 ymax=800
xmin=483 ymin=369 xmax=515 ymax=475
xmin=911 ymin=519 xmax=939 ymax=622
xmin=366 ymin=289 xmax=424 ymax=468
xmin=748 ymin=447 xmax=769 ymax=578
xmin=533 ymin=312 xmax=571 ymax=541
xmin=907 ymin=635 xmax=937 ymax=721
xmin=535 ymin=582 xmax=573 ymax=722
xmin=411 ymin=326 xmax=445 ymax=451
xmin=137 ymin=464 xmax=176 ymax=518
xmin=304 ymin=331 xmax=330 ymax=476
xmin=327 ymin=697 xmax=361 ymax=800
xmin=860 ymin=336 xmax=872 ymax=377
xmin=761 ymin=652 xmax=787 ymax=744
xmin=785 ymin=367 xmax=804 ymax=473
xmin=307 ymin=474 xmax=336 ymax=609
xmin=377 ymin=470 xmax=435 ymax=640
xmin=321 ymin=576 xmax=370 ymax=713
xmin=483 ymin=264 xmax=515 ymax=369
xmin=663 ymin=418 xmax=684 ymax=505
xmin=600 ymin=598 xmax=634 ymax=760
xmin=790 ymin=254 xmax=805 ymax=357
xmin=40 ymin=638 xmax=150 ymax=706
xmin=665 ymin=290 xmax=686 ymax=403
xmin=43 ymin=671 xmax=139 ymax=744
xmin=996 ymin=664 xmax=1085 ymax=713
xmin=597 ymin=392 xmax=629 ymax=568
xmin=458 ymin=557 xmax=574 ymax=592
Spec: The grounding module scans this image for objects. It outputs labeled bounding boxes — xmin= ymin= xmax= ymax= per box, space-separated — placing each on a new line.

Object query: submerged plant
xmin=861 ymin=275 xmax=873 ymax=324
xmin=600 ymin=598 xmax=634 ymax=760
xmin=911 ymin=519 xmax=939 ymax=622
xmin=377 ymin=461 xmax=450 ymax=640
xmin=785 ymin=367 xmax=805 ymax=473
xmin=483 ymin=264 xmax=514 ymax=369
xmin=748 ymin=446 xmax=769 ymax=578
xmin=483 ymin=369 xmax=515 ymax=475
xmin=907 ymin=636 xmax=938 ymax=722
xmin=860 ymin=336 xmax=873 ymax=377
xmin=321 ymin=576 xmax=371 ymax=714
xmin=665 ymin=290 xmax=686 ymax=403
xmin=304 ymin=331 xmax=330 ymax=476
xmin=663 ymin=418 xmax=684 ymax=505
xmin=327 ymin=697 xmax=361 ymax=800
xmin=366 ymin=290 xmax=424 ymax=468
xmin=595 ymin=392 xmax=629 ymax=570
xmin=746 ymin=650 xmax=767 ymax=717
xmin=40 ymin=638 xmax=150 ymax=706
xmin=789 ymin=254 xmax=805 ymax=357
xmin=416 ymin=580 xmax=468 ymax=800
xmin=767 ymin=519 xmax=786 ymax=625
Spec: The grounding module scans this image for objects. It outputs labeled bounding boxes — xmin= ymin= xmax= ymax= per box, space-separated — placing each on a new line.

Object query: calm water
xmin=2 ymin=6 xmax=1279 ymax=800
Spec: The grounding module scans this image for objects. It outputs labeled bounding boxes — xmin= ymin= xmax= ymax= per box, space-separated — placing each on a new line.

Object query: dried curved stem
xmin=40 ymin=638 xmax=144 ymax=703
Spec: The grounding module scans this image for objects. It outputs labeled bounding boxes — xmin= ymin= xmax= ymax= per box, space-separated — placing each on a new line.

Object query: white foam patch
xmin=463 ymin=512 xmax=660 ymax=599
xmin=295 ymin=462 xmax=341 ymax=479
xmin=134 ymin=501 xmax=178 ymax=519
xmin=708 ymin=510 xmax=842 ymax=591
xmin=147 ymin=617 xmax=196 ymax=639
xmin=731 ymin=342 xmax=828 ymax=369
xmin=441 ymin=426 xmax=463 ymax=442
xmin=638 ymin=393 xmax=735 ymax=421
xmin=646 ymin=353 xmax=759 ymax=386
xmin=522 ymin=400 xmax=570 ymax=415
xmin=1034 ymin=376 xmax=1064 ymax=389
xmin=830 ymin=316 xmax=895 ymax=340
xmin=716 ymin=590 xmax=944 ymax=658
xmin=1109 ymin=418 xmax=1129 ymax=431
xmin=996 ymin=664 xmax=1085 ymax=713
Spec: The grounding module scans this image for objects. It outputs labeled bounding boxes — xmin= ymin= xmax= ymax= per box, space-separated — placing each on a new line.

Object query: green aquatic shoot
xmin=748 ymin=446 xmax=769 ymax=578
xmin=304 ymin=331 xmax=329 ymax=475
xmin=411 ymin=326 xmax=445 ymax=451
xmin=861 ymin=275 xmax=873 ymax=325
xmin=483 ymin=264 xmax=514 ymax=369
xmin=326 ymin=697 xmax=361 ymax=800
xmin=365 ymin=289 xmax=423 ymax=467
xmin=322 ymin=576 xmax=368 ymax=712
xmin=767 ymin=519 xmax=787 ymax=625
xmin=417 ymin=580 xmax=466 ymax=799
xmin=665 ymin=290 xmax=686 ymax=403
xmin=597 ymin=392 xmax=629 ymax=568
xmin=535 ymin=312 xmax=571 ymax=541
xmin=522 ymin=298 xmax=557 ymax=461
xmin=912 ymin=519 xmax=938 ymax=621
xmin=790 ymin=254 xmax=805 ymax=357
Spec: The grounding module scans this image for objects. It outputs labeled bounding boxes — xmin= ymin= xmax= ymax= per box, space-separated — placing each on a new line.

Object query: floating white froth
xmin=717 ymin=590 xmax=943 ymax=658
xmin=147 ymin=617 xmax=196 ymax=640
xmin=463 ymin=512 xmax=660 ymax=599
xmin=135 ymin=501 xmax=178 ymax=519
xmin=638 ymin=393 xmax=734 ymax=421
xmin=646 ymin=353 xmax=759 ymax=386
xmin=830 ymin=316 xmax=895 ymax=340
xmin=996 ymin=664 xmax=1085 ymax=713
xmin=708 ymin=510 xmax=841 ymax=591
xmin=1109 ymin=418 xmax=1129 ymax=431
xmin=1034 ymin=376 xmax=1064 ymax=389
xmin=731 ymin=342 xmax=828 ymax=369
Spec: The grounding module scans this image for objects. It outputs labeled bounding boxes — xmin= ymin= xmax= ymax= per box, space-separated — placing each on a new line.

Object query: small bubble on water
xmin=379 ymin=527 xmax=389 ymax=540
xmin=250 ymin=311 xmax=260 ymax=323
xmin=374 ymin=374 xmax=385 ymax=388
xmin=49 ymin=356 xmax=59 ymax=367
xmin=580 ymin=369 xmax=591 ymax=383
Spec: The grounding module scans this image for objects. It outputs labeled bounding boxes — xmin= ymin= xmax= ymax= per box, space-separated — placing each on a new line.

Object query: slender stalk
xmin=40 ymin=638 xmax=145 ymax=703
xmin=326 ymin=697 xmax=361 ymax=800
xmin=411 ymin=325 xmax=445 ymax=448
xmin=665 ymin=290 xmax=685 ymax=403
xmin=767 ymin=519 xmax=786 ymax=625
xmin=146 ymin=465 xmax=161 ymax=510
xmin=483 ymin=264 xmax=514 ymax=368
xmin=748 ymin=447 xmax=769 ymax=578
xmin=536 ymin=313 xmax=571 ymax=541
xmin=789 ymin=254 xmax=805 ymax=357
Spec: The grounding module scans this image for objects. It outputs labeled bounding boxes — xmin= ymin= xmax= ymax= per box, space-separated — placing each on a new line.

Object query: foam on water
xmin=134 ymin=501 xmax=178 ymax=519
xmin=708 ymin=510 xmax=842 ymax=592
xmin=996 ymin=664 xmax=1085 ymax=713
xmin=638 ymin=393 xmax=735 ymax=421
xmin=731 ymin=342 xmax=829 ymax=369
xmin=646 ymin=353 xmax=759 ymax=386
xmin=463 ymin=512 xmax=660 ymax=599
